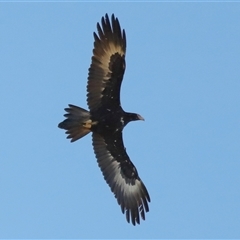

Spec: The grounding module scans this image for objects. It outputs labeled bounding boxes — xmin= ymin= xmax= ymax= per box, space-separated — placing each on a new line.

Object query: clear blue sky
xmin=1 ymin=2 xmax=239 ymax=238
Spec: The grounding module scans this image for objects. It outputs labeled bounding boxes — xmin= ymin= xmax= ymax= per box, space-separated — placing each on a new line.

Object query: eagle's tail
xmin=58 ymin=104 xmax=91 ymax=142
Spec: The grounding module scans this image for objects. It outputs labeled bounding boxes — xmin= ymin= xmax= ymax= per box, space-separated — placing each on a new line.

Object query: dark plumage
xmin=58 ymin=14 xmax=150 ymax=225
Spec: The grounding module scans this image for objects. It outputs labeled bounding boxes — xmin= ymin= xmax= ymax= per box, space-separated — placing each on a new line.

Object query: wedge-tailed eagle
xmin=58 ymin=14 xmax=150 ymax=225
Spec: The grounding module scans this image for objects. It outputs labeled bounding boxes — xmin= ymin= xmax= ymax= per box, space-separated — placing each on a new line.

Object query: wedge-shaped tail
xmin=58 ymin=104 xmax=91 ymax=142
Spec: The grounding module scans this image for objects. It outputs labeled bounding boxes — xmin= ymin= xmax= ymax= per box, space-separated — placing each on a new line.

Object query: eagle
xmin=58 ymin=14 xmax=150 ymax=225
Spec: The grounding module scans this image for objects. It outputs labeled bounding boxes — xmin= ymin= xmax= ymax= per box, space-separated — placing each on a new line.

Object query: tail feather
xmin=58 ymin=104 xmax=91 ymax=142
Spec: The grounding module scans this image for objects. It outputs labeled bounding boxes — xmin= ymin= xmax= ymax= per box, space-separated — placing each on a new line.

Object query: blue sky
xmin=1 ymin=2 xmax=240 ymax=239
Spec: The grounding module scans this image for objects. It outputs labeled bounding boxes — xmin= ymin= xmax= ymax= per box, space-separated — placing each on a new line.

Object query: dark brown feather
xmin=92 ymin=132 xmax=150 ymax=226
xmin=87 ymin=14 xmax=126 ymax=112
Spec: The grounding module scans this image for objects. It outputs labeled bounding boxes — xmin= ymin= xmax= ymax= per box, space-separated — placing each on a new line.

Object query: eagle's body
xmin=58 ymin=14 xmax=150 ymax=225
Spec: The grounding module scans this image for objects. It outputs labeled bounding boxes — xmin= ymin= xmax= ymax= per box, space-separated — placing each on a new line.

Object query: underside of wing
xmin=87 ymin=14 xmax=126 ymax=112
xmin=92 ymin=132 xmax=150 ymax=225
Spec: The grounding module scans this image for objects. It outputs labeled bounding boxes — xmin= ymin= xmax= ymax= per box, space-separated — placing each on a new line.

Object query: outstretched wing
xmin=87 ymin=14 xmax=126 ymax=112
xmin=92 ymin=132 xmax=150 ymax=225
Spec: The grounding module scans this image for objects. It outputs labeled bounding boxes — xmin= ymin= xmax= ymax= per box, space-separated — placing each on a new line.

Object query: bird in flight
xmin=58 ymin=14 xmax=150 ymax=225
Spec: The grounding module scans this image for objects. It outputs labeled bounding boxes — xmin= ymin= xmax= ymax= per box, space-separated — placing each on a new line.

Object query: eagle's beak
xmin=137 ymin=114 xmax=145 ymax=121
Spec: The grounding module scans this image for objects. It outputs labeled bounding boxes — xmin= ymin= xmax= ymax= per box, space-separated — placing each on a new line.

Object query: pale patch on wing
xmin=87 ymin=14 xmax=126 ymax=112
xmin=92 ymin=132 xmax=150 ymax=225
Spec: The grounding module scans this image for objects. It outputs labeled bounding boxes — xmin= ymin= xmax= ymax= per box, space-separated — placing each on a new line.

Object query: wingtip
xmin=58 ymin=121 xmax=64 ymax=129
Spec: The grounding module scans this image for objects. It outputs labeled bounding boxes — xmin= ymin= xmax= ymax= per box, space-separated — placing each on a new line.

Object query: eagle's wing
xmin=87 ymin=14 xmax=126 ymax=112
xmin=92 ymin=132 xmax=150 ymax=225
